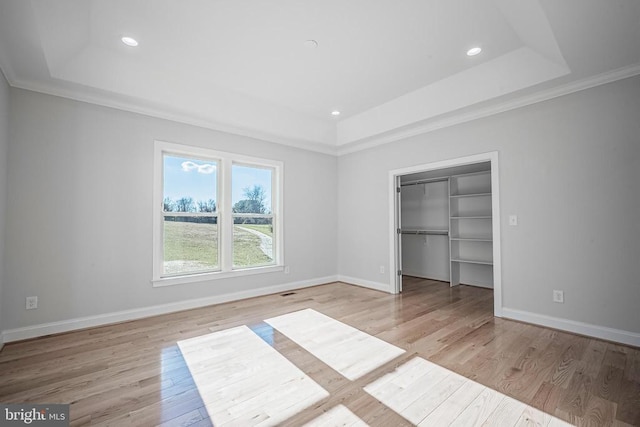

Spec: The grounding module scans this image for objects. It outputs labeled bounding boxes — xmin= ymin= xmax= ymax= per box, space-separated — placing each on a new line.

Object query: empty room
xmin=0 ymin=1 xmax=639 ymax=426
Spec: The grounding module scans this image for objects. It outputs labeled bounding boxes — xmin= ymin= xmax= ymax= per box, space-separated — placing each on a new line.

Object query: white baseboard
xmin=502 ymin=308 xmax=640 ymax=348
xmin=337 ymin=275 xmax=392 ymax=293
xmin=5 ymin=279 xmax=636 ymax=349
xmin=1 ymin=275 xmax=338 ymax=343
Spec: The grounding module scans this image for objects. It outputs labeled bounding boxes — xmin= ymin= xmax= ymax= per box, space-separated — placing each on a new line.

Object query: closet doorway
xmin=388 ymin=152 xmax=502 ymax=317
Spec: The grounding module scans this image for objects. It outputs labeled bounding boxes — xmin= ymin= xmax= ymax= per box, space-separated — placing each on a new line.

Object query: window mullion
xmin=221 ymin=158 xmax=233 ymax=272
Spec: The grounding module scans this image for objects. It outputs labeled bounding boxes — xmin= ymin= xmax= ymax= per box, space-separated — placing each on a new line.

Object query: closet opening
xmin=388 ymin=152 xmax=502 ymax=317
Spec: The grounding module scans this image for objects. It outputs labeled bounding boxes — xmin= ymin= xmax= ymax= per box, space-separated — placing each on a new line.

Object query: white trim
xmin=337 ymin=275 xmax=392 ymax=293
xmin=388 ymin=152 xmax=502 ymax=317
xmin=338 ymin=63 xmax=640 ymax=156
xmin=389 ymin=176 xmax=400 ymax=293
xmin=6 ymin=78 xmax=339 ymax=156
xmin=4 ymin=64 xmax=640 ymax=158
xmin=489 ymin=155 xmax=502 ymax=317
xmin=152 ymin=265 xmax=284 ymax=287
xmin=1 ymin=276 xmax=338 ymax=343
xmin=502 ymin=308 xmax=640 ymax=348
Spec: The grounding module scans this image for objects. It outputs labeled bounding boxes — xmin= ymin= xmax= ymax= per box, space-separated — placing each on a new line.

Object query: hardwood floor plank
xmin=449 ymin=386 xmax=505 ymax=426
xmin=581 ymin=395 xmax=616 ymax=427
xmin=558 ymin=363 xmax=594 ymax=418
xmin=419 ymin=380 xmax=486 ymax=426
xmin=531 ymin=382 xmax=564 ymax=416
xmin=616 ymin=379 xmax=640 ymax=425
xmin=624 ymin=348 xmax=640 ymax=383
xmin=302 ymin=404 xmax=369 ymax=427
xmin=480 ymin=395 xmax=528 ymax=426
xmin=594 ymin=366 xmax=624 ymax=402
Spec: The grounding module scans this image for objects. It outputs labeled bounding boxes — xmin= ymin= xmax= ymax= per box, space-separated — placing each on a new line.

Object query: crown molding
xmin=3 ymin=62 xmax=639 ymax=158
xmin=337 ymin=63 xmax=640 ymax=156
xmin=6 ymin=77 xmax=339 ymax=157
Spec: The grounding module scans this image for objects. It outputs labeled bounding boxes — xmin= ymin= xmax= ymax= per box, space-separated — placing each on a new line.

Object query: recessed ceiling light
xmin=121 ymin=36 xmax=139 ymax=47
xmin=331 ymin=110 xmax=341 ymax=116
xmin=304 ymin=39 xmax=319 ymax=49
xmin=466 ymin=46 xmax=482 ymax=56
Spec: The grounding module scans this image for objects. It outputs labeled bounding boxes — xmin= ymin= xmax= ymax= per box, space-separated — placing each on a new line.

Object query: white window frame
xmin=152 ymin=140 xmax=284 ymax=287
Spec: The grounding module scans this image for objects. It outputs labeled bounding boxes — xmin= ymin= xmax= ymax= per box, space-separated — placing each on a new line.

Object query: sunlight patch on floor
xmin=178 ymin=325 xmax=328 ymax=426
xmin=266 ymin=308 xmax=405 ymax=380
xmin=364 ymin=357 xmax=575 ymax=426
xmin=179 ymin=311 xmax=575 ymax=426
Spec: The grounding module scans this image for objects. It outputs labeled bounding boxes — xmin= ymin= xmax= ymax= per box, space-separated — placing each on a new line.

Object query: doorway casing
xmin=388 ymin=151 xmax=502 ymax=317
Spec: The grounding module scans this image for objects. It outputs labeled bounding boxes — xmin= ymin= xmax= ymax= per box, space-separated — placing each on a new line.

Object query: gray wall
xmin=3 ymin=88 xmax=338 ymax=330
xmin=0 ymin=71 xmax=9 ymax=342
xmin=338 ymin=75 xmax=640 ymax=334
xmin=2 ymin=74 xmax=639 ymax=340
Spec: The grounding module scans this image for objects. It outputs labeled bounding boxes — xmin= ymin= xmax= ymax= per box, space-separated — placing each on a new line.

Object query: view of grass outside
xmin=233 ymin=225 xmax=273 ymax=267
xmin=163 ymin=220 xmax=218 ymax=275
xmin=163 ymin=221 xmax=273 ymax=274
xmin=238 ymin=224 xmax=273 ymax=237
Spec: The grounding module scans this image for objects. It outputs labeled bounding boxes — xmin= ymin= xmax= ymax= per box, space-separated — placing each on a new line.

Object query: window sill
xmin=152 ymin=265 xmax=284 ymax=287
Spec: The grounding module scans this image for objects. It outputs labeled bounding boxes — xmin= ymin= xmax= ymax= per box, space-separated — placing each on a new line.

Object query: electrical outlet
xmin=26 ymin=296 xmax=38 ymax=310
xmin=553 ymin=290 xmax=564 ymax=303
xmin=509 ymin=215 xmax=518 ymax=226
xmin=284 ymin=266 xmax=290 ymax=274
xmin=379 ymin=265 xmax=385 ymax=274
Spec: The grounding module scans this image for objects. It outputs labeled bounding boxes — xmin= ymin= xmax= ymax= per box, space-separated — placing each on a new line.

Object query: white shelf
xmin=449 ymin=192 xmax=492 ymax=199
xmin=449 ymin=170 xmax=493 ymax=287
xmin=451 ymin=258 xmax=493 ymax=266
xmin=450 ymin=216 xmax=492 ymax=219
xmin=450 ymin=237 xmax=492 ymax=242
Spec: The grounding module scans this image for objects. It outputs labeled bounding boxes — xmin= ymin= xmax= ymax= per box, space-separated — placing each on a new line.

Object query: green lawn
xmin=237 ymin=223 xmax=273 ymax=237
xmin=163 ymin=221 xmax=272 ymax=274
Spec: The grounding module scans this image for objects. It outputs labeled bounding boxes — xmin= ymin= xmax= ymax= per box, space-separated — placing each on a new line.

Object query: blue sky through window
xmin=163 ymin=155 xmax=272 ymax=211
xmin=232 ymin=164 xmax=272 ymax=212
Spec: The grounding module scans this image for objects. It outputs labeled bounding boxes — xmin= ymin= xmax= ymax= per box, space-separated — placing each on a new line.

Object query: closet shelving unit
xmin=448 ymin=171 xmax=493 ymax=287
xmin=400 ymin=177 xmax=450 ymax=282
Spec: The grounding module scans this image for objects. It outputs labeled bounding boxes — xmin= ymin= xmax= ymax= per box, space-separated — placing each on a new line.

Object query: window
xmin=162 ymin=154 xmax=219 ymax=276
xmin=232 ymin=164 xmax=275 ymax=268
xmin=153 ymin=141 xmax=283 ymax=286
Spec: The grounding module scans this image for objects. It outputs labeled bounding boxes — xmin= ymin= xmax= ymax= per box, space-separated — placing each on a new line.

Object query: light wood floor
xmin=1 ymin=277 xmax=639 ymax=426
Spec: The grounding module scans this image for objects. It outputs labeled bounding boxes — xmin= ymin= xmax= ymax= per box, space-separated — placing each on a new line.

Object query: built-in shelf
xmin=401 ymin=168 xmax=494 ymax=288
xmin=449 ymin=170 xmax=493 ymax=287
xmin=449 ymin=192 xmax=492 ymax=199
xmin=451 ymin=258 xmax=493 ymax=266
xmin=450 ymin=216 xmax=492 ymax=219
xmin=450 ymin=237 xmax=492 ymax=242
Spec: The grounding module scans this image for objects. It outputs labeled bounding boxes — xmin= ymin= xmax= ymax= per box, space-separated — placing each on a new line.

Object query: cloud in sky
xmin=182 ymin=161 xmax=216 ymax=174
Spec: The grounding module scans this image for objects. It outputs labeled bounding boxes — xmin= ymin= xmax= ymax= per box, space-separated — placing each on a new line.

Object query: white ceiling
xmin=0 ymin=0 xmax=639 ymax=154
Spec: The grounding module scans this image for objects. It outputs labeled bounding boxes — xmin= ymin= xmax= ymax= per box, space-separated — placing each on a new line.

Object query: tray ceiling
xmin=0 ymin=0 xmax=639 ymax=154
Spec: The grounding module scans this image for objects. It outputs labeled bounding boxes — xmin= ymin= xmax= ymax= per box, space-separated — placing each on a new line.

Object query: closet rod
xmin=400 ymin=176 xmax=449 ymax=187
xmin=400 ymin=229 xmax=449 ymax=236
